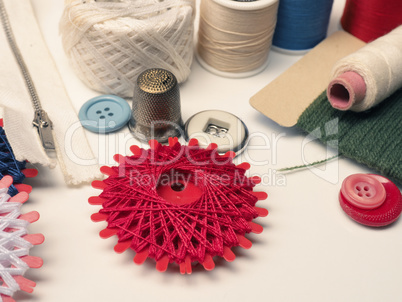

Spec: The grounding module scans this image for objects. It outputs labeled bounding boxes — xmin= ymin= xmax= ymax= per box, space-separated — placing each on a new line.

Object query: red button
xmin=339 ymin=174 xmax=402 ymax=227
xmin=341 ymin=174 xmax=386 ymax=209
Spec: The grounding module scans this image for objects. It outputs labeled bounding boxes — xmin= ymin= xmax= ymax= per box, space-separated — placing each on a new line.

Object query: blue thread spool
xmin=272 ymin=0 xmax=334 ymax=54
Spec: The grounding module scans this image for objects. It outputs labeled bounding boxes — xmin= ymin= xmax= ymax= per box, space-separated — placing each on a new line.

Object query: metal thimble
xmin=129 ymin=68 xmax=183 ymax=143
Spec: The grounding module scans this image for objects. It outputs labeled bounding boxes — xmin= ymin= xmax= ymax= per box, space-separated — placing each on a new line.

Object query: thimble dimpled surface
xmin=129 ymin=69 xmax=183 ymax=142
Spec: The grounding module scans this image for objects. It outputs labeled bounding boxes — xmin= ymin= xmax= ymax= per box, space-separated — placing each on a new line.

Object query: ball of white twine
xmin=60 ymin=0 xmax=195 ymax=98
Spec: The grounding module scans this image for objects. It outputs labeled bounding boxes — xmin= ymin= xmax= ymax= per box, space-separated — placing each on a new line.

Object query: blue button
xmin=79 ymin=95 xmax=131 ymax=133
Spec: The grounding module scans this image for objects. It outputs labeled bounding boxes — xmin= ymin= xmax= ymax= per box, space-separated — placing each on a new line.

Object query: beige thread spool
xmin=328 ymin=25 xmax=402 ymax=112
xmin=197 ymin=0 xmax=279 ymax=78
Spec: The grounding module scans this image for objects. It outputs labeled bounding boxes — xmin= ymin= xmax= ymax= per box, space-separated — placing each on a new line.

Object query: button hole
xmin=104 ymin=107 xmax=110 ymax=111
xmin=356 ymin=186 xmax=361 ymax=191
xmin=96 ymin=110 xmax=102 ymax=114
xmin=358 ymin=192 xmax=363 ymax=197
xmin=366 ymin=193 xmax=371 ymax=197
xmin=171 ymin=182 xmax=185 ymax=192
xmin=364 ymin=186 xmax=369 ymax=191
xmin=100 ymin=116 xmax=105 ymax=119
xmin=108 ymin=113 xmax=114 ymax=116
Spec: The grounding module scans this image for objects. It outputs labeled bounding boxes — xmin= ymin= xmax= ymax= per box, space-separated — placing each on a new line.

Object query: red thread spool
xmin=90 ymin=138 xmax=268 ymax=274
xmin=341 ymin=0 xmax=402 ymax=42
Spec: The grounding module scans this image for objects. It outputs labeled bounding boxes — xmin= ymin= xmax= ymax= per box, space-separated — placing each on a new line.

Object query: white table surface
xmin=15 ymin=0 xmax=402 ymax=301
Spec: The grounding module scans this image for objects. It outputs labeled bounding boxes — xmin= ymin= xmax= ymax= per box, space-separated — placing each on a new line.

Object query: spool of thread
xmin=341 ymin=0 xmax=402 ymax=43
xmin=327 ymin=25 xmax=402 ymax=112
xmin=196 ymin=0 xmax=279 ymax=78
xmin=59 ymin=0 xmax=195 ymax=98
xmin=0 ymin=176 xmax=43 ymax=301
xmin=272 ymin=0 xmax=334 ymax=54
xmin=90 ymin=138 xmax=267 ymax=273
xmin=272 ymin=0 xmax=334 ymax=53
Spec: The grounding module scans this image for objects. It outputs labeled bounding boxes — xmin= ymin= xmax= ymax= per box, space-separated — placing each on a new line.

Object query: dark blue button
xmin=79 ymin=95 xmax=131 ymax=133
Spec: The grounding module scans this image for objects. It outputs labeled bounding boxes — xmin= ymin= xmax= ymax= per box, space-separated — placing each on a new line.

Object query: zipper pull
xmin=33 ymin=110 xmax=55 ymax=151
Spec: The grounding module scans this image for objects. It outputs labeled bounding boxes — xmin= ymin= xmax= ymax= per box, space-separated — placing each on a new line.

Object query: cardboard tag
xmin=250 ymin=31 xmax=366 ymax=127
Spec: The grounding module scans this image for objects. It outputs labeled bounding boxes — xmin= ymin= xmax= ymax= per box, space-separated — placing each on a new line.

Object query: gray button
xmin=184 ymin=110 xmax=249 ymax=155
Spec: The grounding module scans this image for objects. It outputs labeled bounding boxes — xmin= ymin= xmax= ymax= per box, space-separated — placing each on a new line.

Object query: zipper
xmin=0 ymin=0 xmax=55 ymax=151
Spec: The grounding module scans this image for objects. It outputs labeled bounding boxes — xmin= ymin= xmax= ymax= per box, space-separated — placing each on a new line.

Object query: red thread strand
xmin=341 ymin=0 xmax=402 ymax=42
xmin=91 ymin=140 xmax=267 ymax=272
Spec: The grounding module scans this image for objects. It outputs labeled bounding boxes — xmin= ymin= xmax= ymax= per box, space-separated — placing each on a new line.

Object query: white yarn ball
xmin=60 ymin=0 xmax=195 ymax=98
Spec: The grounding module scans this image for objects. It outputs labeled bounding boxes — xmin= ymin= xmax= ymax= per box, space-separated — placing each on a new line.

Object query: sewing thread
xmin=90 ymin=138 xmax=268 ymax=274
xmin=0 ymin=126 xmax=26 ymax=196
xmin=0 ymin=186 xmax=30 ymax=297
xmin=0 ymin=176 xmax=44 ymax=300
xmin=341 ymin=0 xmax=402 ymax=43
xmin=197 ymin=0 xmax=278 ymax=77
xmin=60 ymin=0 xmax=195 ymax=97
xmin=328 ymin=25 xmax=402 ymax=112
xmin=272 ymin=0 xmax=334 ymax=53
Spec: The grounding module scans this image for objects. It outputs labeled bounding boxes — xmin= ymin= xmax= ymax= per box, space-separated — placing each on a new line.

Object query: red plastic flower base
xmin=90 ymin=138 xmax=268 ymax=274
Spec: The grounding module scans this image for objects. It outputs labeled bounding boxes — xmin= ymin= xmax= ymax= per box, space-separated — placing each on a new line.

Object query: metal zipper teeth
xmin=0 ymin=0 xmax=41 ymax=111
xmin=0 ymin=0 xmax=55 ymax=151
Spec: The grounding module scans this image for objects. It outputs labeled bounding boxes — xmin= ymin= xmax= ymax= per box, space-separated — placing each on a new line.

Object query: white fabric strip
xmin=0 ymin=0 xmax=101 ymax=184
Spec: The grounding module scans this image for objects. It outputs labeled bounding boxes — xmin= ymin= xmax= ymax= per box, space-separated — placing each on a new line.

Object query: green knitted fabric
xmin=297 ymin=89 xmax=402 ymax=184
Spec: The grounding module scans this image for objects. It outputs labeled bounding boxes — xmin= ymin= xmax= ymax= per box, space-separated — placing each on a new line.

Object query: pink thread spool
xmin=327 ymin=71 xmax=366 ymax=111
